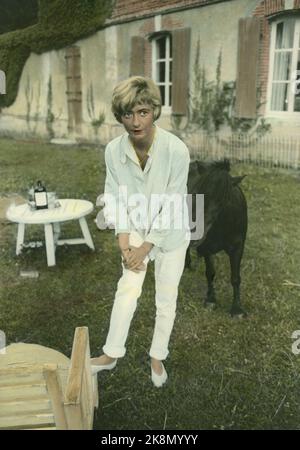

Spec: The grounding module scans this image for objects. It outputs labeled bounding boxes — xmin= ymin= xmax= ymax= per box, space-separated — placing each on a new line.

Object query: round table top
xmin=6 ymin=199 xmax=94 ymax=224
xmin=0 ymin=343 xmax=70 ymax=369
xmin=0 ymin=343 xmax=70 ymax=397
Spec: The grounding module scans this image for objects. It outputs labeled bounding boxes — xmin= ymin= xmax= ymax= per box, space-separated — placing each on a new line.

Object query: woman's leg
xmin=150 ymin=242 xmax=188 ymax=362
xmin=102 ymin=231 xmax=148 ymax=359
xmin=102 ymin=265 xmax=147 ymax=358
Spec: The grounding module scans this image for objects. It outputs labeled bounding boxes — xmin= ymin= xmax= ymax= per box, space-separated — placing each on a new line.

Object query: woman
xmin=91 ymin=76 xmax=190 ymax=387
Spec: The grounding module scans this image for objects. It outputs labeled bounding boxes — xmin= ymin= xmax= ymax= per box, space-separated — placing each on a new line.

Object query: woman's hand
xmin=122 ymin=248 xmax=146 ymax=273
xmin=126 ymin=242 xmax=153 ymax=271
xmin=118 ymin=234 xmax=153 ymax=273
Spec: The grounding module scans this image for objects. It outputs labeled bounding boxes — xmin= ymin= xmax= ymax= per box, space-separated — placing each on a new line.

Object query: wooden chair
xmin=0 ymin=327 xmax=99 ymax=430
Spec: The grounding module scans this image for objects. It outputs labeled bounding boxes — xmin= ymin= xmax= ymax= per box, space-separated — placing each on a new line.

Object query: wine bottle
xmin=34 ymin=180 xmax=48 ymax=210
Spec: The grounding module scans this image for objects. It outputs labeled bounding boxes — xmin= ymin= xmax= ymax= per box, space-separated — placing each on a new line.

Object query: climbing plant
xmin=189 ymin=38 xmax=271 ymax=137
xmin=0 ymin=0 xmax=38 ymax=35
xmin=87 ymin=84 xmax=105 ymax=135
xmin=0 ymin=0 xmax=113 ymax=108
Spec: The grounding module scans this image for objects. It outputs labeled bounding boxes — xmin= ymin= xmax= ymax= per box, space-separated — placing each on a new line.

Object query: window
xmin=152 ymin=35 xmax=172 ymax=109
xmin=268 ymin=17 xmax=300 ymax=113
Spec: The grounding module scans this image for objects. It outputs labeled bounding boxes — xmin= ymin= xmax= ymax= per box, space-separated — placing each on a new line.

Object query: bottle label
xmin=35 ymin=192 xmax=48 ymax=207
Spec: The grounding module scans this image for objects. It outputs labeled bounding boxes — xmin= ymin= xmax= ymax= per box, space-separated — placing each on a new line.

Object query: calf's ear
xmin=232 ymin=175 xmax=246 ymax=186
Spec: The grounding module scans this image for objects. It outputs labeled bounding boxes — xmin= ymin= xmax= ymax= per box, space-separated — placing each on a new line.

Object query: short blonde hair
xmin=112 ymin=76 xmax=162 ymax=123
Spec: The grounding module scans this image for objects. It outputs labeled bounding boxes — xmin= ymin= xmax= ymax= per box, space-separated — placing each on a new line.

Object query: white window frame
xmin=152 ymin=34 xmax=172 ymax=114
xmin=266 ymin=17 xmax=300 ymax=117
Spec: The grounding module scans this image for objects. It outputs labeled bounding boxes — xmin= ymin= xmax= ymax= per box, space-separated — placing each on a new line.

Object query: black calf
xmin=186 ymin=159 xmax=248 ymax=317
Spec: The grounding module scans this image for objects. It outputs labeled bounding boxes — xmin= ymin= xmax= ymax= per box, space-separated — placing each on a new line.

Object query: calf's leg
xmin=204 ymin=255 xmax=216 ymax=308
xmin=228 ymin=243 xmax=247 ymax=317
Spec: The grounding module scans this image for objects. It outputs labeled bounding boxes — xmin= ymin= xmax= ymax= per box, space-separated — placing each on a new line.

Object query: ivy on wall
xmin=0 ymin=0 xmax=113 ymax=108
xmin=0 ymin=0 xmax=38 ymax=35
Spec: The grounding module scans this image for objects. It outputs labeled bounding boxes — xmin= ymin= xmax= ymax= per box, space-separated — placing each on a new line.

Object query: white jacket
xmin=103 ymin=126 xmax=191 ymax=258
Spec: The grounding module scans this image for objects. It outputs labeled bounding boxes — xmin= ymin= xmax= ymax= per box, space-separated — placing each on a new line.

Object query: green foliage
xmin=87 ymin=84 xmax=106 ymax=132
xmin=0 ymin=0 xmax=38 ymax=35
xmin=190 ymin=41 xmax=234 ymax=133
xmin=0 ymin=0 xmax=113 ymax=108
xmin=1 ymin=139 xmax=300 ymax=430
xmin=190 ymin=38 xmax=271 ymax=137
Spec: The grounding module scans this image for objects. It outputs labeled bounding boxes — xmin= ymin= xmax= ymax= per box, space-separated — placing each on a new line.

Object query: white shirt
xmin=103 ymin=126 xmax=191 ymax=259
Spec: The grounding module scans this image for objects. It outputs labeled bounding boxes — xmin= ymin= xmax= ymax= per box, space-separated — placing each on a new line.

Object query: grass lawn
xmin=0 ymin=137 xmax=300 ymax=430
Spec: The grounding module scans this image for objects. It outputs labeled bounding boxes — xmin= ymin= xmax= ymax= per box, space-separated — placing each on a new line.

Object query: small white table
xmin=6 ymin=199 xmax=95 ymax=266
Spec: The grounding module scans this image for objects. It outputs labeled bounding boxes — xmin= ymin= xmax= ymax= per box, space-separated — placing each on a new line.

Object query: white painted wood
xmin=79 ymin=217 xmax=95 ymax=250
xmin=266 ymin=20 xmax=276 ymax=116
xmin=152 ymin=35 xmax=172 ymax=109
xmin=16 ymin=223 xmax=25 ymax=255
xmin=267 ymin=17 xmax=300 ymax=116
xmin=53 ymin=222 xmax=61 ymax=244
xmin=44 ymin=223 xmax=56 ymax=266
xmin=7 ymin=199 xmax=95 ymax=266
xmin=6 ymin=199 xmax=94 ymax=224
xmin=57 ymin=238 xmax=87 ymax=246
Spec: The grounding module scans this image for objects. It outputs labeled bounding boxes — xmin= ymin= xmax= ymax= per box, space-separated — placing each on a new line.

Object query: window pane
xmin=294 ymin=92 xmax=300 ymax=111
xmin=169 ymin=61 xmax=172 ymax=82
xmin=157 ymin=61 xmax=165 ymax=82
xmin=157 ymin=37 xmax=166 ymax=59
xmin=271 ymin=83 xmax=289 ymax=111
xmin=159 ymin=85 xmax=165 ymax=105
xmin=169 ymin=36 xmax=172 ymax=58
xmin=275 ymin=19 xmax=295 ymax=49
xmin=293 ymin=53 xmax=300 ymax=111
xmin=273 ymin=52 xmax=291 ymax=80
xmin=169 ymin=85 xmax=172 ymax=106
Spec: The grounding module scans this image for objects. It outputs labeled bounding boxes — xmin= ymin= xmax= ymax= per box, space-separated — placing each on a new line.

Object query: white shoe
xmin=91 ymin=358 xmax=117 ymax=375
xmin=151 ymin=362 xmax=168 ymax=388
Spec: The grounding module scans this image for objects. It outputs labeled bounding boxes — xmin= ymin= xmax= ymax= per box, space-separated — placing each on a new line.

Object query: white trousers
xmin=103 ymin=231 xmax=189 ymax=361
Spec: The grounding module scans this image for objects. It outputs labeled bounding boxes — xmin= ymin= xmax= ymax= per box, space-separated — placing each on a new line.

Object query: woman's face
xmin=121 ymin=103 xmax=154 ymax=146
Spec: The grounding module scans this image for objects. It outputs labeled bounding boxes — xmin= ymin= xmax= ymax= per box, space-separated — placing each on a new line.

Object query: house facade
xmin=1 ymin=0 xmax=300 ymax=145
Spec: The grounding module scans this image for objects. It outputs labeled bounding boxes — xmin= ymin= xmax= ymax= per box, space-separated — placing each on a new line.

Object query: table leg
xmin=79 ymin=217 xmax=95 ymax=250
xmin=16 ymin=223 xmax=25 ymax=255
xmin=53 ymin=222 xmax=61 ymax=245
xmin=44 ymin=223 xmax=56 ymax=266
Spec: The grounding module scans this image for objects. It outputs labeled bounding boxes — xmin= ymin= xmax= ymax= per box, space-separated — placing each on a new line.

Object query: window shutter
xmin=65 ymin=46 xmax=82 ymax=132
xmin=235 ymin=17 xmax=261 ymax=119
xmin=130 ymin=36 xmax=145 ymax=76
xmin=172 ymin=28 xmax=191 ymax=115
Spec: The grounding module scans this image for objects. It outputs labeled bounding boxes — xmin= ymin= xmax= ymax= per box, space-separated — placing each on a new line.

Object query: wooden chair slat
xmin=0 ymin=327 xmax=98 ymax=430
